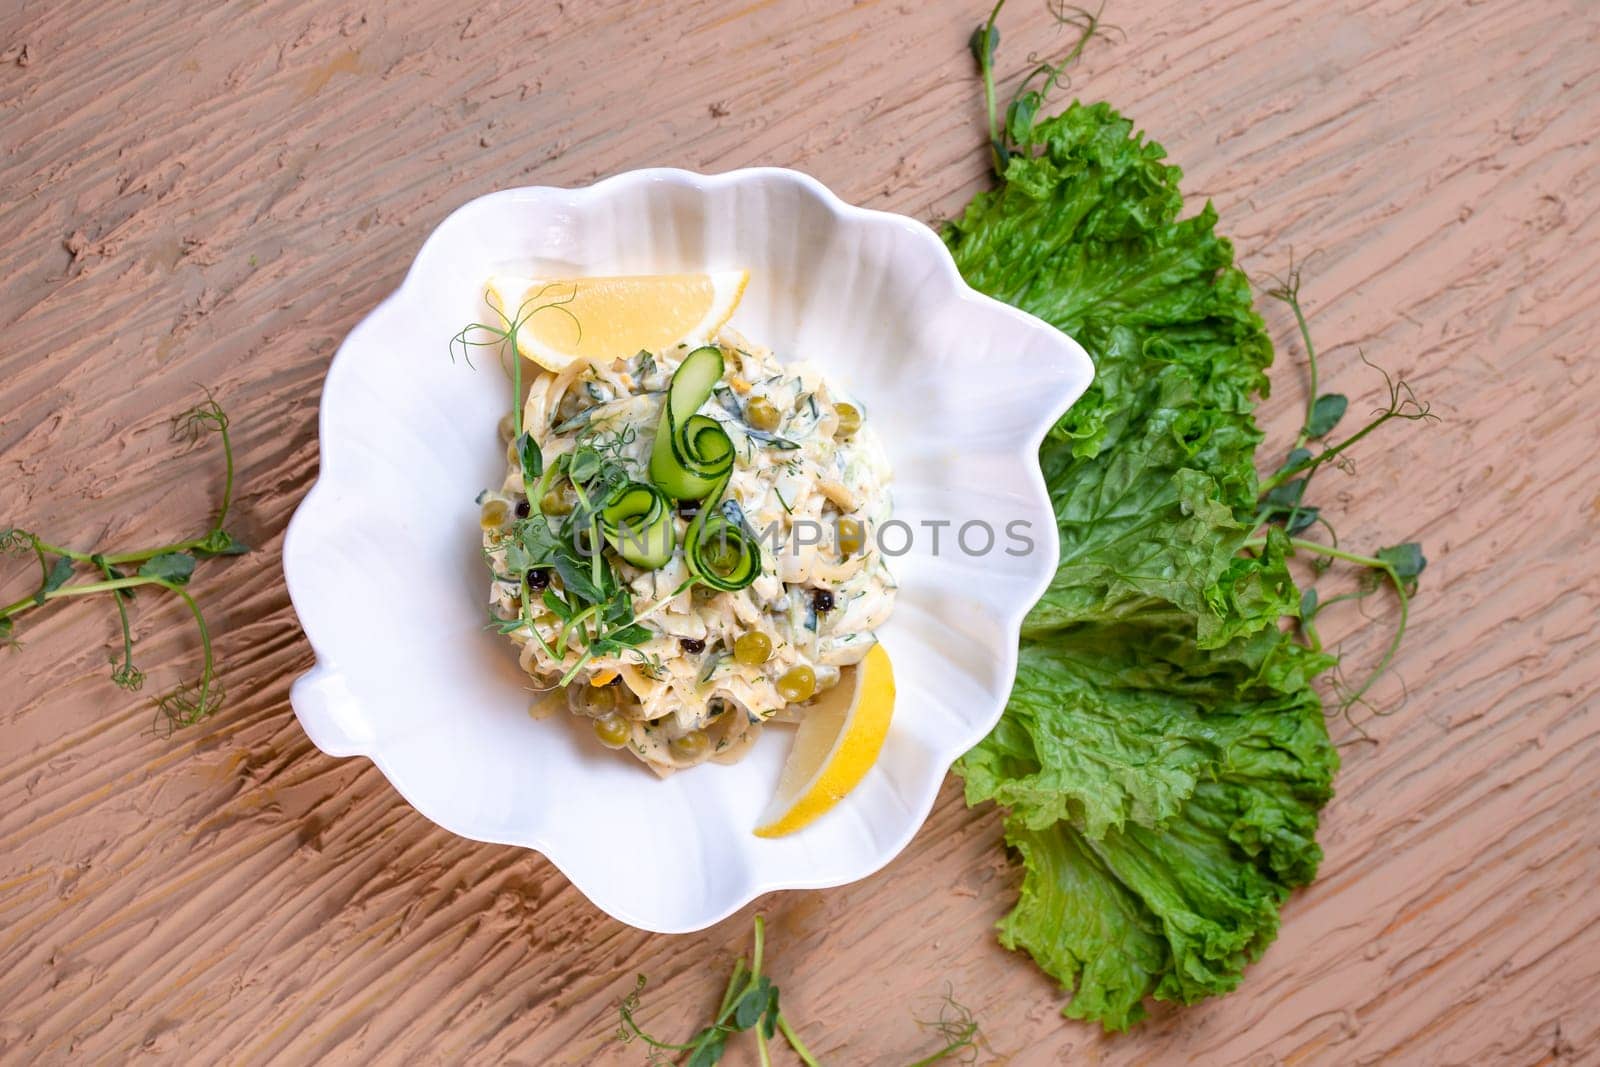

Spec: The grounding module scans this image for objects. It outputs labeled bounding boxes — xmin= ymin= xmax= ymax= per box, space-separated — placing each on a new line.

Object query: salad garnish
xmin=0 ymin=395 xmax=250 ymax=728
xmin=462 ymin=273 xmax=898 ymax=792
xmin=617 ymin=916 xmax=984 ymax=1066
xmin=945 ymin=0 xmax=1434 ymax=1029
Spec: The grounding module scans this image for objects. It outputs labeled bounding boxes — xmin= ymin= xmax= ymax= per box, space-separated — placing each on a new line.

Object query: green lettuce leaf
xmin=999 ymin=674 xmax=1335 ymax=1030
xmin=998 ymin=819 xmax=1167 ymax=1032
xmin=946 ymin=101 xmax=1339 ymax=1029
xmin=962 ymin=604 xmax=1334 ymax=839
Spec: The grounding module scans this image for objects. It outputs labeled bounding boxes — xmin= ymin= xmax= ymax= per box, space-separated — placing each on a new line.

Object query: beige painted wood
xmin=2 ymin=0 xmax=1597 ymax=1063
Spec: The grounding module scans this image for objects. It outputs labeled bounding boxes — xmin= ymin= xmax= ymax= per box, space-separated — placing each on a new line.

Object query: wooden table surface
xmin=4 ymin=0 xmax=1597 ymax=1063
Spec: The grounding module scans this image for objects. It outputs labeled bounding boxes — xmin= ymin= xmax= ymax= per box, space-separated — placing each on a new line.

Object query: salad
xmin=476 ymin=281 xmax=896 ymax=780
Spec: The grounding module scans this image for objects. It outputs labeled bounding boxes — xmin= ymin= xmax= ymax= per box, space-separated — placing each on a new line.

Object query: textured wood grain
xmin=2 ymin=0 xmax=1597 ymax=1063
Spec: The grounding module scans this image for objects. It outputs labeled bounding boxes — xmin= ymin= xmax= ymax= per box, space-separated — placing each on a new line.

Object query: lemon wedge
xmin=754 ymin=643 xmax=896 ymax=838
xmin=485 ymin=271 xmax=749 ymax=371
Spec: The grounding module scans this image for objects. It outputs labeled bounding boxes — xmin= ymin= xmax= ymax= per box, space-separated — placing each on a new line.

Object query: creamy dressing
xmin=482 ymin=328 xmax=896 ymax=775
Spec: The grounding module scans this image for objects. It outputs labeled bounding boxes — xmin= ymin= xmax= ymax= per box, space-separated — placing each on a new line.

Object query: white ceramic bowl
xmin=284 ymin=168 xmax=1092 ymax=933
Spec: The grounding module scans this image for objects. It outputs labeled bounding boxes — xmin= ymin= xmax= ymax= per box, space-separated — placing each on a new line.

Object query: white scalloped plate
xmin=283 ymin=168 xmax=1092 ymax=933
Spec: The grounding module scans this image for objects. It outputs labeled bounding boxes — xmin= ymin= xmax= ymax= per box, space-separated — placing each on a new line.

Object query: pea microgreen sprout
xmin=449 ymin=283 xmax=580 ymax=440
xmin=455 ymin=297 xmax=663 ymax=689
xmin=1243 ymin=261 xmax=1439 ymax=738
xmin=0 ymin=395 xmax=250 ymax=729
xmin=616 ymin=915 xmax=985 ymax=1067
xmin=907 ymin=989 xmax=985 ymax=1067
xmin=971 ymin=0 xmax=1119 ymax=176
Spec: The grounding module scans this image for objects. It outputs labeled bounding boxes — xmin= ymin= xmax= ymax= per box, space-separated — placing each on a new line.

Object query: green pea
xmin=670 ymin=731 xmax=710 ymax=761
xmin=703 ymin=538 xmax=743 ymax=576
xmin=734 ymin=631 xmax=772 ymax=666
xmin=746 ymin=396 xmax=782 ymax=431
xmin=480 ymin=498 xmax=510 ymax=530
xmin=777 ymin=665 xmax=816 ymax=703
xmin=837 ymin=517 xmax=864 ymax=556
xmin=593 ymin=715 xmax=631 ymax=749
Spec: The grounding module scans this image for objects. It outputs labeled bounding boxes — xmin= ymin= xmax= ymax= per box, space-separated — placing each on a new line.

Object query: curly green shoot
xmin=456 ymin=293 xmax=670 ymax=703
xmin=1243 ymin=534 xmax=1423 ymax=739
xmin=0 ymin=397 xmax=249 ymax=729
xmin=1259 ymin=265 xmax=1435 ymax=497
xmin=102 ymin=554 xmax=143 ymax=692
xmin=1249 ymin=263 xmax=1435 ymax=740
xmin=906 ymin=988 xmax=985 ymax=1066
xmin=616 ymin=916 xmax=788 ymax=1067
xmin=449 ymin=283 xmax=581 ymax=441
xmin=972 ymin=0 xmax=1119 ymax=175
xmin=616 ymin=915 xmax=983 ymax=1066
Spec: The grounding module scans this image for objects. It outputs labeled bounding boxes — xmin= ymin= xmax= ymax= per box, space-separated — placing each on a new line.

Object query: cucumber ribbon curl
xmin=685 ymin=486 xmax=762 ymax=592
xmin=650 ymin=345 xmax=736 ymax=500
xmin=599 ymin=482 xmax=675 ymax=569
xmin=651 ymin=345 xmax=762 ymax=591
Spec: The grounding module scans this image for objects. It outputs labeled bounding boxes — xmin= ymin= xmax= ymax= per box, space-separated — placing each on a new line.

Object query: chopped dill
xmin=580 ymin=422 xmax=641 ymax=465
xmin=629 ymin=648 xmax=667 ymax=680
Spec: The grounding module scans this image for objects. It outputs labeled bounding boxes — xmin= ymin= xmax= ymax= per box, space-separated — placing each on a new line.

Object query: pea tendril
xmin=455 ymin=291 xmax=659 ymax=680
xmin=1248 ymin=261 xmax=1437 ymax=741
xmin=616 ymin=916 xmax=984 ymax=1065
xmin=1 ymin=396 xmax=250 ymax=729
xmin=972 ymin=0 xmax=1120 ymax=176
